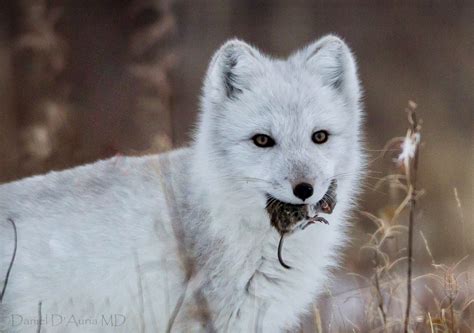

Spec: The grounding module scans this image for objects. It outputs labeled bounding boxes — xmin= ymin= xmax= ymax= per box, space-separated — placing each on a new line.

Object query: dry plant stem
xmin=453 ymin=188 xmax=466 ymax=255
xmin=372 ymin=251 xmax=387 ymax=329
xmin=0 ymin=218 xmax=17 ymax=303
xmin=313 ymin=305 xmax=323 ymax=333
xmin=37 ymin=301 xmax=42 ymax=333
xmin=158 ymin=157 xmax=215 ymax=332
xmin=403 ymin=187 xmax=416 ymax=333
xmin=449 ymin=295 xmax=455 ymax=331
xmin=453 ymin=188 xmax=472 ymax=333
xmin=166 ymin=282 xmax=189 ymax=333
xmin=134 ymin=250 xmax=146 ymax=333
xmin=374 ymin=267 xmax=387 ymax=329
xmin=403 ymin=110 xmax=420 ymax=333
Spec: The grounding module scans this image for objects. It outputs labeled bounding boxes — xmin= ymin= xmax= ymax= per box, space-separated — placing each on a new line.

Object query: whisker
xmin=362 ymin=148 xmax=400 ymax=152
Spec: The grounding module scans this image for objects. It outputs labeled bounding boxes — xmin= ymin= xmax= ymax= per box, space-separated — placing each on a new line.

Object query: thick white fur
xmin=0 ymin=35 xmax=364 ymax=332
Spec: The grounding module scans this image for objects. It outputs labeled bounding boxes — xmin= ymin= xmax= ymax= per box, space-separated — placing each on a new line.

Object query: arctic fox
xmin=0 ymin=35 xmax=364 ymax=332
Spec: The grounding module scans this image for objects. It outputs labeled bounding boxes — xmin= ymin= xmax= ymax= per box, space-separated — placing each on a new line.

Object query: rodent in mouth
xmin=266 ymin=180 xmax=338 ymax=269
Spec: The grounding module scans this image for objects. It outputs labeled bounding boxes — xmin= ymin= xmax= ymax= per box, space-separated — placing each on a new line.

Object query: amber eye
xmin=252 ymin=134 xmax=275 ymax=148
xmin=312 ymin=130 xmax=329 ymax=144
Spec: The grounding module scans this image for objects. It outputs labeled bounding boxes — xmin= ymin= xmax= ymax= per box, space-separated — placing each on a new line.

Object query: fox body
xmin=0 ymin=35 xmax=364 ymax=332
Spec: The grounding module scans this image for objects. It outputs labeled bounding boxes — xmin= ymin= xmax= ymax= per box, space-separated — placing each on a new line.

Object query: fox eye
xmin=312 ymin=130 xmax=329 ymax=144
xmin=252 ymin=134 xmax=275 ymax=148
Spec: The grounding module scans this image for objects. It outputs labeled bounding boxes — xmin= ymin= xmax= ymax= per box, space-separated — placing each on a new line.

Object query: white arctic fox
xmin=0 ymin=35 xmax=364 ymax=332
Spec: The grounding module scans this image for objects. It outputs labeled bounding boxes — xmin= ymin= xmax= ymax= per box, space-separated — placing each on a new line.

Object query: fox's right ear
xmin=203 ymin=39 xmax=264 ymax=101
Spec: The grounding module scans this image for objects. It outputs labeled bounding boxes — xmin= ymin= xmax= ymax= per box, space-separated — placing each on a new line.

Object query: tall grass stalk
xmin=403 ymin=102 xmax=421 ymax=333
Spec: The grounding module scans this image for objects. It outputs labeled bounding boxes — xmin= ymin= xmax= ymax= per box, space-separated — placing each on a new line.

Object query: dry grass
xmin=312 ymin=102 xmax=473 ymax=333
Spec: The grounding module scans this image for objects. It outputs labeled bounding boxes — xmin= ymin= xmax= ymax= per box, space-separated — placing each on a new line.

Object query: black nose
xmin=293 ymin=182 xmax=314 ymax=201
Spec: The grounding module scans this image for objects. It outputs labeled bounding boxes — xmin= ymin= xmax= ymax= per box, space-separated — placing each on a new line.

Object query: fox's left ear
xmin=297 ymin=35 xmax=361 ymax=106
xmin=204 ymin=39 xmax=265 ymax=102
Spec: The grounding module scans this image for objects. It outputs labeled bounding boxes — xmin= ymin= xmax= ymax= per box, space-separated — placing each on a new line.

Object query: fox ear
xmin=204 ymin=39 xmax=264 ymax=100
xmin=299 ymin=35 xmax=361 ymax=105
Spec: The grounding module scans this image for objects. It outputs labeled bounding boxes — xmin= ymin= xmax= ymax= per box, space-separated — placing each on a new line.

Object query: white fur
xmin=0 ymin=35 xmax=364 ymax=332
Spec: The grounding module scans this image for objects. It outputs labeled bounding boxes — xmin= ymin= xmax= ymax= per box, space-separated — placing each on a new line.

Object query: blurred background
xmin=0 ymin=1 xmax=472 ymax=331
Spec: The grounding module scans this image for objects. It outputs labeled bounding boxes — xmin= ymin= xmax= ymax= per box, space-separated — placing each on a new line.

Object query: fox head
xmin=194 ymin=35 xmax=364 ymax=215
